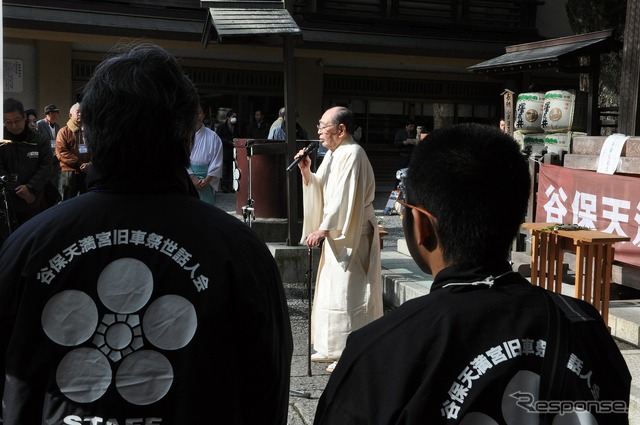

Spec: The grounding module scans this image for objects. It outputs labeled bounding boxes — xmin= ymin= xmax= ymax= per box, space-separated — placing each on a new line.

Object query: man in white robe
xmin=295 ymin=106 xmax=383 ymax=373
xmin=187 ymin=104 xmax=223 ymax=204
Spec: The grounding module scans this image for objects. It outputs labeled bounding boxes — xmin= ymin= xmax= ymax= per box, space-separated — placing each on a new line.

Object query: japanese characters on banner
xmin=536 ymin=164 xmax=640 ymax=267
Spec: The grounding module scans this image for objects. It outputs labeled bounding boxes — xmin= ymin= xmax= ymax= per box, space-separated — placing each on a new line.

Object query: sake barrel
xmin=541 ymin=90 xmax=587 ymax=133
xmin=544 ymin=132 xmax=571 ymax=154
xmin=522 ymin=133 xmax=547 ymax=155
xmin=514 ymin=92 xmax=544 ymax=133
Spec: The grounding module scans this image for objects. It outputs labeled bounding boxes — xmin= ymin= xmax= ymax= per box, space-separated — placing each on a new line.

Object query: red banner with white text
xmin=536 ymin=164 xmax=640 ymax=267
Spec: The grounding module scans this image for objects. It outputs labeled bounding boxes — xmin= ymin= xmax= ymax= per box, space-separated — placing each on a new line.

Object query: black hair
xmin=81 ymin=43 xmax=198 ymax=179
xmin=226 ymin=109 xmax=237 ymax=118
xmin=332 ymin=107 xmax=356 ymax=135
xmin=4 ymin=98 xmax=25 ymax=116
xmin=405 ymin=123 xmax=530 ymax=267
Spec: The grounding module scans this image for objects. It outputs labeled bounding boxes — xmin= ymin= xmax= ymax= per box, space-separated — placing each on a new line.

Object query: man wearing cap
xmin=37 ymin=104 xmax=61 ymax=144
xmin=56 ymin=103 xmax=91 ymax=200
xmin=37 ymin=104 xmax=62 ymax=191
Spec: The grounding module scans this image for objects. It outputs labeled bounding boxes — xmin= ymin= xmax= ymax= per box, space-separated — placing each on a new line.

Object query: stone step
xmin=563 ymin=154 xmax=640 ymax=174
xmin=572 ymin=136 xmax=640 ymax=157
xmin=397 ymin=237 xmax=410 ymax=256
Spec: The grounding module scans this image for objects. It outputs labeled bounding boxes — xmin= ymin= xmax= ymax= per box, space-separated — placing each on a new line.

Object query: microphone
xmin=286 ymin=141 xmax=318 ymax=172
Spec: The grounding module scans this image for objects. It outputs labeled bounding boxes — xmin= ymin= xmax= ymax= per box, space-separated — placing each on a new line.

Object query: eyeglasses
xmin=3 ymin=118 xmax=24 ymax=127
xmin=396 ymin=200 xmax=438 ymax=222
xmin=316 ymin=123 xmax=336 ymax=131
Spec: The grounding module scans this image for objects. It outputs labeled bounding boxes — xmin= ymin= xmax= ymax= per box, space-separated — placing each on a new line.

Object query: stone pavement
xmin=213 ymin=191 xmax=640 ymax=424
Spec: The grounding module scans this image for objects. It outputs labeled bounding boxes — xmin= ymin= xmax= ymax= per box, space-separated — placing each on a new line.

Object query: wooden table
xmin=522 ymin=222 xmax=630 ymax=327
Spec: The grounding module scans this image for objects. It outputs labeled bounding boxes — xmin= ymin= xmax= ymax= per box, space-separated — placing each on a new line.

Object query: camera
xmin=0 ymin=174 xmax=18 ymax=188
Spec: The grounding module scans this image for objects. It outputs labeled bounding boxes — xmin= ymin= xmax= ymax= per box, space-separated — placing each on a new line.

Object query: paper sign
xmin=3 ymin=59 xmax=23 ymax=93
xmin=597 ymin=133 xmax=629 ymax=174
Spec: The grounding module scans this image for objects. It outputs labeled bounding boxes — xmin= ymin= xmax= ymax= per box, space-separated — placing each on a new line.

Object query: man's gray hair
xmin=332 ymin=107 xmax=355 ymax=135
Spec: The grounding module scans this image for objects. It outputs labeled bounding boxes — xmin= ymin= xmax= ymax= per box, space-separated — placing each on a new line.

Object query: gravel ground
xmin=373 ymin=190 xmax=404 ymax=251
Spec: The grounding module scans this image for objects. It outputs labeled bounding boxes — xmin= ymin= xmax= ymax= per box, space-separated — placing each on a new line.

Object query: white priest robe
xmin=301 ymin=137 xmax=383 ymax=359
xmin=187 ymin=125 xmax=223 ymax=190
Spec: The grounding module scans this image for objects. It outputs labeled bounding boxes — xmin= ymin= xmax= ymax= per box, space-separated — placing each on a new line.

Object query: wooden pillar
xmin=284 ymin=35 xmax=301 ymax=246
xmin=433 ymin=103 xmax=455 ymax=129
xmin=587 ymin=53 xmax=600 ymax=136
xmin=618 ymin=0 xmax=640 ymax=136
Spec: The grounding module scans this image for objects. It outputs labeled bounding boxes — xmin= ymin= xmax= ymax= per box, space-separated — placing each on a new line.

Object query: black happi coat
xmin=0 ymin=168 xmax=292 ymax=424
xmin=314 ymin=263 xmax=631 ymax=425
xmin=0 ymin=127 xmax=52 ymax=214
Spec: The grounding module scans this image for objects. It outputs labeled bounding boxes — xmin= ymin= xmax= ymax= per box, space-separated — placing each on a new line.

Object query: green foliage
xmin=565 ymin=0 xmax=626 ymax=104
xmin=565 ymin=0 xmax=626 ymax=35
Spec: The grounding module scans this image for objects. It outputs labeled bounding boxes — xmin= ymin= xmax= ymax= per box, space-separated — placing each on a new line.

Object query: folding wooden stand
xmin=522 ymin=222 xmax=630 ymax=328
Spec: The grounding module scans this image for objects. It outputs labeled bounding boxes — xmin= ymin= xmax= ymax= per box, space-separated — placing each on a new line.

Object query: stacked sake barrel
xmin=512 ymin=91 xmax=545 ymax=154
xmin=512 ymin=90 xmax=587 ymax=157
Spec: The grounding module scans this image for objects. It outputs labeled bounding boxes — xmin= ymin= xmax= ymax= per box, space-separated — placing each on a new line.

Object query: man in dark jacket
xmin=247 ymin=108 xmax=270 ymax=139
xmin=0 ymin=44 xmax=292 ymax=424
xmin=37 ymin=104 xmax=62 ymax=192
xmin=314 ymin=124 xmax=631 ymax=424
xmin=393 ymin=118 xmax=417 ymax=170
xmin=36 ymin=103 xmax=61 ymax=145
xmin=215 ymin=109 xmax=239 ymax=192
xmin=1 ymin=98 xmax=52 ymax=232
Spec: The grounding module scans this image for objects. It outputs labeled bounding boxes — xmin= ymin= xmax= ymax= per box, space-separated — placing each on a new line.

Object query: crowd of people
xmin=0 ymin=93 xmax=300 ymax=229
xmin=0 ymin=43 xmax=632 ymax=424
xmin=0 ymin=99 xmax=96 ymax=241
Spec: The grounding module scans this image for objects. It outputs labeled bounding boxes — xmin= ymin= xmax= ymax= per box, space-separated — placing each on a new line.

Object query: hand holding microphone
xmin=286 ymin=141 xmax=318 ymax=172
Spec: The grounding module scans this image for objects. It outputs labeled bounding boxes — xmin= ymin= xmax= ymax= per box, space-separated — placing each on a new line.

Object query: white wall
xmin=1 ymin=0 xmax=3 ymax=115
xmin=3 ymin=39 xmax=38 ymax=111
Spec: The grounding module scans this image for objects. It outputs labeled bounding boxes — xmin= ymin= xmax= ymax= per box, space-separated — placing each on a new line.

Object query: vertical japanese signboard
xmin=3 ymin=59 xmax=23 ymax=93
xmin=502 ymin=89 xmax=514 ymax=135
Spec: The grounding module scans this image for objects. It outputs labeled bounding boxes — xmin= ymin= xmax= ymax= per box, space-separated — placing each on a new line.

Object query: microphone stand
xmin=307 ymin=246 xmax=313 ymax=377
xmin=288 ymin=142 xmax=320 ymax=400
xmin=241 ymin=141 xmax=255 ymax=227
xmin=289 ymin=245 xmax=314 ymax=400
xmin=0 ymin=177 xmax=17 ymax=244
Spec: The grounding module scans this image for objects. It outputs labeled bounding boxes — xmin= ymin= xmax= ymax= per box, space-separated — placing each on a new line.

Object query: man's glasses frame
xmin=316 ymin=123 xmax=337 ymax=132
xmin=396 ymin=200 xmax=437 ymax=222
xmin=3 ymin=117 xmax=24 ymax=127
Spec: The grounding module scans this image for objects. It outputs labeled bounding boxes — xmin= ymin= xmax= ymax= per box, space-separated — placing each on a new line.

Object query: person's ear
xmin=412 ymin=208 xmax=436 ymax=249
